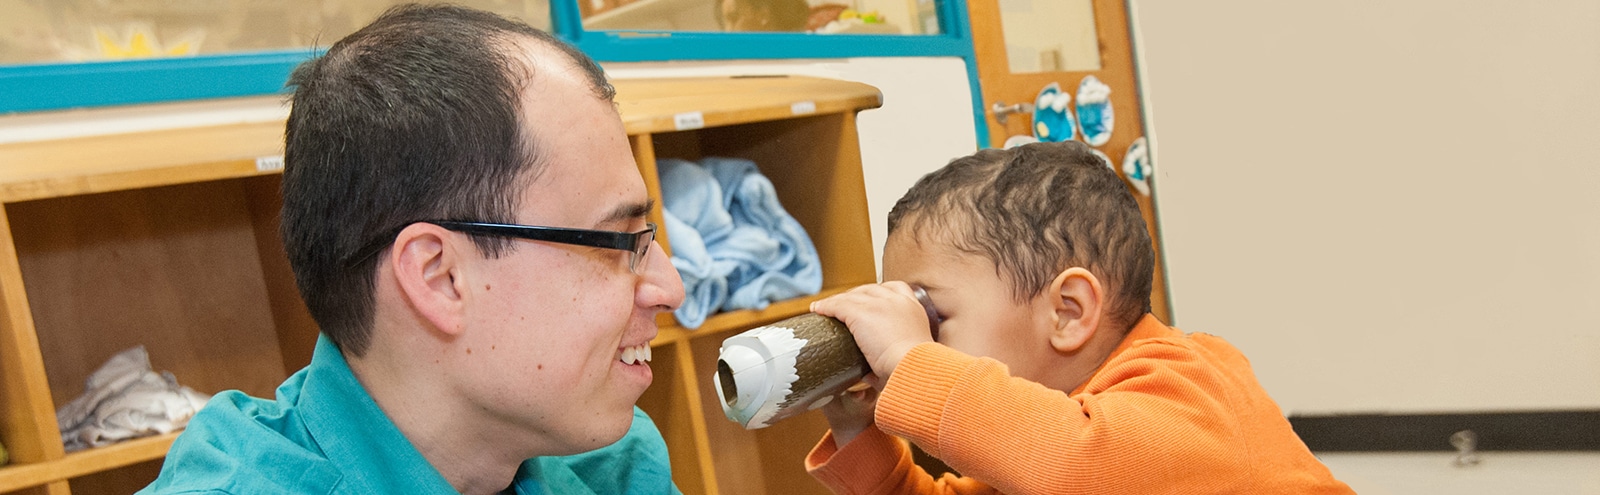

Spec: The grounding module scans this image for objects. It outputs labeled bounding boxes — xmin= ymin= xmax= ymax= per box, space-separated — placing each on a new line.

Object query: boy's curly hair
xmin=888 ymin=141 xmax=1155 ymax=332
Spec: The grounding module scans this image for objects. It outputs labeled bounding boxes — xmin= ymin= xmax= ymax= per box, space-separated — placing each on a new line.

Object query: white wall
xmin=1130 ymin=1 xmax=1600 ymax=492
xmin=603 ymin=57 xmax=977 ymax=266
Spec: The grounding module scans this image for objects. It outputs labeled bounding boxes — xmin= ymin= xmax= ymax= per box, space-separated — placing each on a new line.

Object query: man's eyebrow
xmin=598 ymin=198 xmax=655 ymax=226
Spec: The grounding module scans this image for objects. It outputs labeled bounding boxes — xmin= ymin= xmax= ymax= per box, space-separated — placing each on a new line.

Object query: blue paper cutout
xmin=1030 ymin=82 xmax=1076 ymax=143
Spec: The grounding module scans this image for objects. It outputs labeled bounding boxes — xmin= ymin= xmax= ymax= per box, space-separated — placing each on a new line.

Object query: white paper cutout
xmin=1075 ymin=75 xmax=1114 ymax=146
xmin=1122 ymin=137 xmax=1152 ymax=196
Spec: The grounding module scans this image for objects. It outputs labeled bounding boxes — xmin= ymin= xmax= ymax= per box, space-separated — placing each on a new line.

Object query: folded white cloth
xmin=56 ymin=346 xmax=211 ymax=452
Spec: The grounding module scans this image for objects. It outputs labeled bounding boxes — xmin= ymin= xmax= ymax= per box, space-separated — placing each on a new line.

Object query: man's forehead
xmin=503 ymin=37 xmax=608 ymax=99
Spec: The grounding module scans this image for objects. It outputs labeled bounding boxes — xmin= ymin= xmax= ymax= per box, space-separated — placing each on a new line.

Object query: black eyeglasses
xmin=346 ymin=221 xmax=657 ymax=273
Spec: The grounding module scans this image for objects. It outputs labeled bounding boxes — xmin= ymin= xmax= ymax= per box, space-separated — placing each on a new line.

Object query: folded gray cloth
xmin=56 ymin=346 xmax=210 ymax=452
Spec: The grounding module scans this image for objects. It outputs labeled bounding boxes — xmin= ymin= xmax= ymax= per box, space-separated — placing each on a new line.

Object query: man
xmin=140 ymin=5 xmax=685 ymax=494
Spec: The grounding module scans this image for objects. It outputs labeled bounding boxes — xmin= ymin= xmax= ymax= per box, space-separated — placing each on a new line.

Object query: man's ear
xmin=1048 ymin=267 xmax=1105 ymax=353
xmin=390 ymin=223 xmax=469 ymax=337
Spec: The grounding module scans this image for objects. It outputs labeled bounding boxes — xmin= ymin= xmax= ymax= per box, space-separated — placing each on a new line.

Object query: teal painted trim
xmin=550 ymin=0 xmax=585 ymax=38
xmin=936 ymin=0 xmax=991 ymax=148
xmin=0 ymin=50 xmax=316 ymax=114
xmin=571 ymin=32 xmax=970 ymax=61
xmin=561 ymin=0 xmax=990 ymax=147
xmin=0 ymin=0 xmax=990 ymax=148
xmin=962 ymin=57 xmax=990 ymax=148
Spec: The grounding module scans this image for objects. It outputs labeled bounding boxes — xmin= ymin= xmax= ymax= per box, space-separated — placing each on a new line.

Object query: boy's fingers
xmin=862 ymin=373 xmax=885 ymax=390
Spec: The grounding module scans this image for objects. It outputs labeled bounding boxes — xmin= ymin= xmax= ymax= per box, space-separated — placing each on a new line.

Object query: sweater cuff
xmin=806 ymin=426 xmax=906 ymax=494
xmin=875 ymin=342 xmax=978 ymax=457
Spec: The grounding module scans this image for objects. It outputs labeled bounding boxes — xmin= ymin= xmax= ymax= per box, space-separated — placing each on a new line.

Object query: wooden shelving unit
xmin=0 ymin=75 xmax=882 ymax=495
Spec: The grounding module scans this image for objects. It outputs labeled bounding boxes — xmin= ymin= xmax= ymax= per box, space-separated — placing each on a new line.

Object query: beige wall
xmin=1131 ymin=1 xmax=1600 ymax=491
xmin=1132 ymin=0 xmax=1600 ymax=415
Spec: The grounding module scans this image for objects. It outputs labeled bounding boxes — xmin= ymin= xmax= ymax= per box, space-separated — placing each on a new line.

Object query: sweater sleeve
xmin=872 ymin=342 xmax=1255 ymax=495
xmin=806 ymin=425 xmax=997 ymax=495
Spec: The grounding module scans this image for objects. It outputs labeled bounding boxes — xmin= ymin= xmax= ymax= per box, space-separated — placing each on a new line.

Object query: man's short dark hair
xmin=887 ymin=141 xmax=1155 ymax=332
xmin=281 ymin=4 xmax=615 ymax=356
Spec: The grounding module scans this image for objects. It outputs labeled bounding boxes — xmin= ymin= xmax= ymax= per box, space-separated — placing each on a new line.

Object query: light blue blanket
xmin=658 ymin=157 xmax=823 ymax=328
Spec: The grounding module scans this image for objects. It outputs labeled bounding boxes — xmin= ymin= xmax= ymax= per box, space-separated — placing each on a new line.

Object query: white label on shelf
xmin=256 ymin=155 xmax=284 ymax=172
xmin=674 ymin=112 xmax=705 ymax=131
xmin=791 ymin=101 xmax=817 ymax=115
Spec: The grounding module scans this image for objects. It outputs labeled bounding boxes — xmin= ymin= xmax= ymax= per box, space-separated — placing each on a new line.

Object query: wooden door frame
xmin=964 ymin=0 xmax=1173 ymax=323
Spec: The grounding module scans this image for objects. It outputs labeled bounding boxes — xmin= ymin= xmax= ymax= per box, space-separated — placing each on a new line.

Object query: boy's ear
xmin=1048 ymin=267 xmax=1105 ymax=353
xmin=390 ymin=224 xmax=470 ymax=338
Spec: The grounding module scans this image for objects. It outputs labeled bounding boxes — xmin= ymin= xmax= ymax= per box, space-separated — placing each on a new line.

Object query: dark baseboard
xmin=1289 ymin=410 xmax=1600 ymax=452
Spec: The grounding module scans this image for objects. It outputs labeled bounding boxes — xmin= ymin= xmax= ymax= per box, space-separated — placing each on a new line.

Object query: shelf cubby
xmin=0 ymin=75 xmax=881 ymax=495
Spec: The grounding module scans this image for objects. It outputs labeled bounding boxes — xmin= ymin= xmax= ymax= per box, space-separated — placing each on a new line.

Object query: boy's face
xmin=882 ymin=228 xmax=1067 ymax=386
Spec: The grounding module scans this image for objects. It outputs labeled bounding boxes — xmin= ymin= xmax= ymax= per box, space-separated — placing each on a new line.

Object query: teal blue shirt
xmin=140 ymin=336 xmax=679 ymax=494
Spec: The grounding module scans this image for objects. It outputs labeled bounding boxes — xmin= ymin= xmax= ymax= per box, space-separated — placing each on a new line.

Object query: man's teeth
xmin=620 ymin=344 xmax=653 ymax=365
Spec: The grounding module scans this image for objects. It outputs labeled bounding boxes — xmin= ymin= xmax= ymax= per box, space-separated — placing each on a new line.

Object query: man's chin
xmin=554 ymin=410 xmax=636 ymax=455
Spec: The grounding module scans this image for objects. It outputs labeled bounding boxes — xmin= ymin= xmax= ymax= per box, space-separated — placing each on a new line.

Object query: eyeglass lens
xmin=631 ymin=224 xmax=657 ymax=273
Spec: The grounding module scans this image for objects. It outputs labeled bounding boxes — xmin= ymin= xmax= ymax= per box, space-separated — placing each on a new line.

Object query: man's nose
xmin=637 ymin=240 xmax=685 ymax=312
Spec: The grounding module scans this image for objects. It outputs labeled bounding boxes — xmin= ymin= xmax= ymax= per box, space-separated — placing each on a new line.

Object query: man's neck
xmin=346 ymin=347 xmax=528 ymax=495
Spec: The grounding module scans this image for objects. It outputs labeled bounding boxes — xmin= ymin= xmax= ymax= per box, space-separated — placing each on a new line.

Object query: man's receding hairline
xmin=497 ymin=33 xmax=613 ymax=103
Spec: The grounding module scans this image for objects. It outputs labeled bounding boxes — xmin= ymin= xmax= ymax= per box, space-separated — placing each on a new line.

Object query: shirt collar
xmin=297 ymin=335 xmax=462 ymax=494
xmin=1070 ymin=314 xmax=1177 ymax=395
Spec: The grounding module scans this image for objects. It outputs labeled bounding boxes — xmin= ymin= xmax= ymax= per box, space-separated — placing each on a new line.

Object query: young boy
xmin=806 ymin=141 xmax=1353 ymax=494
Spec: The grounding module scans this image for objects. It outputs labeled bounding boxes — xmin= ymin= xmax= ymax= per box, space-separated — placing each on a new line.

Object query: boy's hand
xmin=810 ymin=281 xmax=933 ymax=381
xmin=820 ymin=376 xmax=882 ymax=447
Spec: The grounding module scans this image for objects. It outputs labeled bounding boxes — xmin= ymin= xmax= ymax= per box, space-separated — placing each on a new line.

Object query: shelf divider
xmin=0 ymin=433 xmax=177 ymax=493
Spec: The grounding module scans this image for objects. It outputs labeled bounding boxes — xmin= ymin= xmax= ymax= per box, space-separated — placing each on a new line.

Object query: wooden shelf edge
xmin=651 ymin=286 xmax=851 ymax=347
xmin=0 ymin=121 xmax=286 ymax=203
xmin=0 ymin=432 xmax=177 ymax=492
xmin=0 ymin=77 xmax=884 ymax=204
xmin=614 ymin=76 xmax=884 ymax=135
xmin=622 ymin=98 xmax=882 ymax=136
xmin=0 ymin=161 xmax=279 ymax=204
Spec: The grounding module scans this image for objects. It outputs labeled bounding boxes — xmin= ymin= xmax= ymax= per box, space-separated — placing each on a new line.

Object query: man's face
xmin=450 ymin=45 xmax=684 ymax=455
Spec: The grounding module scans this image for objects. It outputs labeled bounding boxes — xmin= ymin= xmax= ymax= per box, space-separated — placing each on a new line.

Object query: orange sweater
xmin=806 ymin=315 xmax=1353 ymax=495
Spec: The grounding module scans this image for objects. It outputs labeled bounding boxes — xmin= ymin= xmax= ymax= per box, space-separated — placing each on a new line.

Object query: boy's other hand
xmin=810 ymin=281 xmax=933 ymax=381
xmin=820 ymin=376 xmax=881 ymax=447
